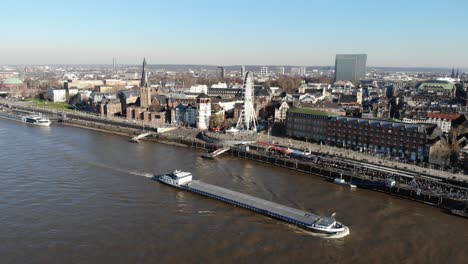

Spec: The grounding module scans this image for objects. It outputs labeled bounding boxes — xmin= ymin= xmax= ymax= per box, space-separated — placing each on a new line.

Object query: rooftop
xmin=427 ymin=113 xmax=461 ymax=120
xmin=289 ymin=108 xmax=340 ymax=117
xmin=1 ymin=77 xmax=23 ymax=85
xmin=418 ymin=81 xmax=456 ymax=91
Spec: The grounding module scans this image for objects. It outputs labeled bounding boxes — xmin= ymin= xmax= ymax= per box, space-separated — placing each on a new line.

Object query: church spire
xmin=451 ymin=67 xmax=455 ymax=78
xmin=456 ymin=68 xmax=460 ymax=79
xmin=140 ymin=58 xmax=149 ymax=88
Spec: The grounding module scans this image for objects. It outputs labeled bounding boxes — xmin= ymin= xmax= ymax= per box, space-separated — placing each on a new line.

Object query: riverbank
xmin=61 ymin=118 xmax=210 ymax=150
xmin=57 ymin=118 xmax=468 ymax=214
xmin=1 ymin=100 xmax=467 ymax=214
xmin=3 ymin=99 xmax=465 ymax=180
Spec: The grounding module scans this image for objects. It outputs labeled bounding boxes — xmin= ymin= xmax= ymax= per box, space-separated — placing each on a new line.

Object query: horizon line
xmin=1 ymin=63 xmax=466 ymax=71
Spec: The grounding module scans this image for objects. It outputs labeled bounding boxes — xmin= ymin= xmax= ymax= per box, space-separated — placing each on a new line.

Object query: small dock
xmin=202 ymin=147 xmax=230 ymax=159
xmin=129 ymin=132 xmax=154 ymax=143
xmin=185 ymin=180 xmax=320 ymax=228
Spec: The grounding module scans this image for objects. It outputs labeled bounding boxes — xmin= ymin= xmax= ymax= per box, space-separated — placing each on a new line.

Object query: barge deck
xmin=185 ymin=180 xmax=321 ymax=227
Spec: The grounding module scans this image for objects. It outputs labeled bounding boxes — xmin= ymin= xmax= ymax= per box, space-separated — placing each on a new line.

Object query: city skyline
xmin=1 ymin=0 xmax=467 ymax=67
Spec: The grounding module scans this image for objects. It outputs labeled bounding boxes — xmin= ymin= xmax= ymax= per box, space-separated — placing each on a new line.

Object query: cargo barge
xmin=155 ymin=170 xmax=348 ymax=235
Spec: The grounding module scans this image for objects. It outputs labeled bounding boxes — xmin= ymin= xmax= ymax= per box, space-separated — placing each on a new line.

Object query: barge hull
xmin=182 ymin=180 xmax=320 ymax=228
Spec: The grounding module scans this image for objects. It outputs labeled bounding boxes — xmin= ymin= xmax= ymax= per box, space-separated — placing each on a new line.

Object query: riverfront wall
xmin=2 ymin=101 xmax=467 ymax=213
xmin=62 ymin=117 xmax=467 ymax=212
xmin=228 ymin=148 xmax=460 ymax=209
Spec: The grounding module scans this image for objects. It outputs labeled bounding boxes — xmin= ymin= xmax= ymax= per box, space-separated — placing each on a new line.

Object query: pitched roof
xmin=151 ymin=94 xmax=167 ymax=104
xmin=427 ymin=113 xmax=460 ymax=120
xmin=417 ymin=81 xmax=456 ymax=91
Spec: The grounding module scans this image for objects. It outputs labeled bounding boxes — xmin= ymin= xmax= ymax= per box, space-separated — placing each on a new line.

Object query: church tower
xmin=140 ymin=58 xmax=149 ymax=88
xmin=140 ymin=58 xmax=151 ymax=108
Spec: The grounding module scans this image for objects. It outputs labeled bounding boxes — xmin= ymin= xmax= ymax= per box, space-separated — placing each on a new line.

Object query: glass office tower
xmin=334 ymin=54 xmax=367 ymax=83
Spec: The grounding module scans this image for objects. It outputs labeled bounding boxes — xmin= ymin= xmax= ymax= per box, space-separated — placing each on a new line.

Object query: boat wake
xmin=87 ymin=161 xmax=153 ymax=178
xmin=197 ymin=210 xmax=214 ymax=214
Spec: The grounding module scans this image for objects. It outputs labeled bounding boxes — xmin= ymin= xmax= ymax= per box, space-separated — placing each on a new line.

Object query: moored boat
xmin=449 ymin=208 xmax=468 ymax=218
xmin=21 ymin=115 xmax=51 ymax=126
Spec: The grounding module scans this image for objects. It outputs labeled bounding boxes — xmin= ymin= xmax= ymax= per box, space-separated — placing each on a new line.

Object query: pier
xmin=130 ymin=132 xmax=154 ymax=143
xmin=202 ymin=146 xmax=230 ymax=159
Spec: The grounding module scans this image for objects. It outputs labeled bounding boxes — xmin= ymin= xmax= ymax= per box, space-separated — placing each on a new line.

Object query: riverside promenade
xmin=202 ymin=130 xmax=468 ymax=183
xmin=258 ymin=135 xmax=468 ymax=183
xmin=1 ymin=98 xmax=466 ymax=184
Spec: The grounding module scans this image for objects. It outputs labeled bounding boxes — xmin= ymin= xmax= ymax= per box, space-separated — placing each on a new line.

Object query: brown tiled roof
xmin=427 ymin=113 xmax=460 ymax=120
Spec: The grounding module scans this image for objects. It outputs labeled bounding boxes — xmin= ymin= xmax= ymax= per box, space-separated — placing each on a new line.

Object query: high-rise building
xmin=259 ymin=66 xmax=269 ymax=76
xmin=217 ymin=66 xmax=225 ymax=80
xmin=334 ymin=54 xmax=367 ymax=83
xmin=300 ymin=67 xmax=307 ymax=76
xmin=276 ymin=67 xmax=285 ymax=75
xmin=241 ymin=65 xmax=246 ymax=78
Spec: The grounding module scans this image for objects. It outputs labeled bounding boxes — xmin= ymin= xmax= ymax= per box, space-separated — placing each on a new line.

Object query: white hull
xmin=156 ymin=176 xmax=185 ymax=188
xmin=307 ymin=224 xmax=346 ymax=234
xmin=21 ymin=116 xmax=51 ymax=126
xmin=0 ymin=113 xmax=51 ymax=126
xmin=27 ymin=121 xmax=51 ymax=127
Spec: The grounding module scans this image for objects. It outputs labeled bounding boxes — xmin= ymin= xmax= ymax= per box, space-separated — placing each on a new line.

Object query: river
xmin=0 ymin=119 xmax=467 ymax=264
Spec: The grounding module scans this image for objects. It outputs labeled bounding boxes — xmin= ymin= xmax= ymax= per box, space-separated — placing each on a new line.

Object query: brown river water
xmin=0 ymin=119 xmax=467 ymax=264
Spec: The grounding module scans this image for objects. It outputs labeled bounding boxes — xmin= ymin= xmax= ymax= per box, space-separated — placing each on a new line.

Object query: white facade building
xmin=291 ymin=67 xmax=300 ymax=75
xmin=276 ymin=67 xmax=285 ymax=75
xmin=300 ymin=67 xmax=307 ymax=76
xmin=47 ymin=88 xmax=67 ymax=102
xmin=189 ymin=85 xmax=208 ymax=94
xmin=274 ymin=101 xmax=290 ymax=122
xmin=196 ymin=94 xmax=211 ymax=130
xmin=402 ymin=113 xmax=461 ymax=133
xmin=211 ymin=82 xmax=228 ymax=89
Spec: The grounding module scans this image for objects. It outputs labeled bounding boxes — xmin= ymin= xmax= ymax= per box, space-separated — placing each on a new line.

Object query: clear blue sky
xmin=1 ymin=0 xmax=467 ymax=68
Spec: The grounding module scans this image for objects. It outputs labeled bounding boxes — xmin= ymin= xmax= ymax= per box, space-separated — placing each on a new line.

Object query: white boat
xmin=21 ymin=115 xmax=51 ymax=126
xmin=334 ymin=178 xmax=348 ymax=185
xmin=156 ymin=170 xmax=193 ymax=187
xmin=308 ymin=214 xmax=346 ymax=234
